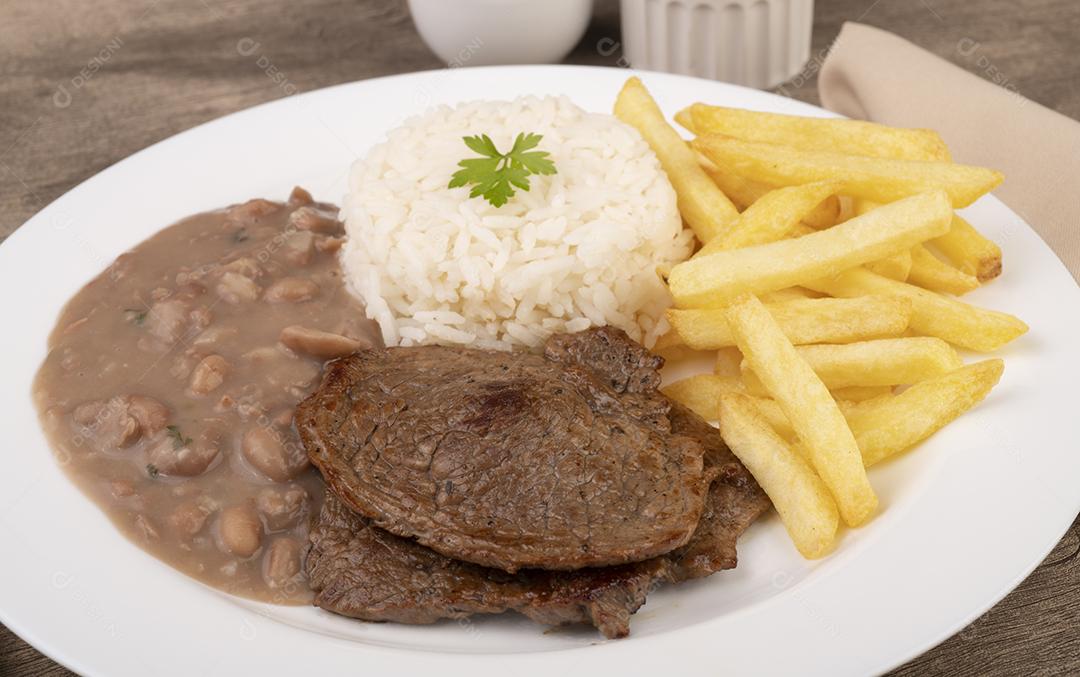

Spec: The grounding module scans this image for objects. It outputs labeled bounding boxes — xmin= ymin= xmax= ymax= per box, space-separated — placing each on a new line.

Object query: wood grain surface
xmin=2 ymin=0 xmax=1078 ymax=674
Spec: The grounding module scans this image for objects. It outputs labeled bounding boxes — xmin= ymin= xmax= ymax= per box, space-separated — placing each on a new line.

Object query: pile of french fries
xmin=614 ymin=77 xmax=1025 ymax=559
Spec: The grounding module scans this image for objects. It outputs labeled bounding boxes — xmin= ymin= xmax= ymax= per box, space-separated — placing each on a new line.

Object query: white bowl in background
xmin=620 ymin=0 xmax=814 ymax=88
xmin=407 ymin=0 xmax=594 ymax=66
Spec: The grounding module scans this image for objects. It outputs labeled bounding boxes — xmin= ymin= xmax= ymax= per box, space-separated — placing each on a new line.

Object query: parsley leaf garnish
xmin=166 ymin=425 xmax=192 ymax=450
xmin=448 ymin=133 xmax=557 ymax=207
xmin=124 ymin=308 xmax=147 ymax=326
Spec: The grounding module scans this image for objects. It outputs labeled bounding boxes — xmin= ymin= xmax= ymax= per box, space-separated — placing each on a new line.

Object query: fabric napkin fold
xmin=818 ymin=22 xmax=1080 ymax=280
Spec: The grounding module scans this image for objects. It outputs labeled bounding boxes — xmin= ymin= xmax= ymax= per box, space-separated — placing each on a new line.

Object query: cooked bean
xmin=189 ymin=354 xmax=230 ymax=395
xmin=193 ymin=325 xmax=239 ymax=348
xmin=255 ymin=486 xmax=309 ymax=531
xmin=262 ymin=537 xmax=302 ymax=589
xmin=217 ymin=503 xmax=263 ymax=557
xmin=288 ymin=186 xmax=313 ymax=206
xmin=314 ymin=235 xmax=345 ymax=253
xmin=71 ymin=397 xmax=141 ymax=450
xmin=169 ymin=499 xmax=214 ymax=541
xmin=242 ymin=427 xmax=308 ymax=482
xmin=216 ymin=272 xmax=260 ymax=304
xmin=289 ymin=207 xmax=342 ymax=234
xmin=226 ymin=199 xmax=279 ymax=226
xmin=220 ymin=257 xmax=262 ymax=279
xmin=147 ymin=427 xmax=222 ymax=477
xmin=264 ymin=278 xmax=319 ymax=304
xmin=127 ymin=395 xmax=170 ymax=435
xmin=145 ymin=298 xmax=190 ymax=344
xmin=282 ymin=231 xmax=315 ymax=266
xmin=279 ymin=325 xmax=370 ymax=360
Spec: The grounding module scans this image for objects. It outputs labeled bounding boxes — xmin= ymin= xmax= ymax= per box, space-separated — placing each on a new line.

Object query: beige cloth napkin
xmin=818 ymin=22 xmax=1080 ymax=281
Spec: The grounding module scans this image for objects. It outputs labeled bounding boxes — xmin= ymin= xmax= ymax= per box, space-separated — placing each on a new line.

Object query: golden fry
xmin=614 ymin=78 xmax=738 ymax=242
xmin=693 ymin=135 xmax=1002 ymax=208
xmin=668 ymin=295 xmax=911 ymax=350
xmin=696 ymin=181 xmax=842 ymax=255
xmin=700 ymin=161 xmax=840 ymax=228
xmin=743 ymin=337 xmax=963 ymax=390
xmin=660 ymin=374 xmax=744 ymax=420
xmin=931 ymin=214 xmax=1003 ymax=282
xmin=866 ymin=250 xmax=913 ymax=281
xmin=805 ymin=267 xmax=1027 ymax=352
xmin=718 ymin=393 xmax=839 ymax=559
xmin=685 ymin=103 xmax=951 ymax=161
xmin=908 ymin=244 xmax=980 ymax=295
xmin=724 ymin=294 xmax=877 ymax=527
xmin=845 ymin=360 xmax=1005 ymax=466
xmin=670 ymin=191 xmax=952 ymax=307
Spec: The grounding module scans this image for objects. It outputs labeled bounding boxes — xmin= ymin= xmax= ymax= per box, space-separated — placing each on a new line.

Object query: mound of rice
xmin=340 ymin=95 xmax=692 ymax=350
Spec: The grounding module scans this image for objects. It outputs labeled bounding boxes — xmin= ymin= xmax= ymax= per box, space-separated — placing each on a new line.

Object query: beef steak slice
xmin=296 ymin=328 xmax=710 ymax=572
xmin=306 ymin=493 xmax=665 ymax=639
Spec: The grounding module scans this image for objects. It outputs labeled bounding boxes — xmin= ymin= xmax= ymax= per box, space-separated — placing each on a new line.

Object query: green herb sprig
xmin=448 ymin=133 xmax=557 ymax=207
xmin=166 ymin=425 xmax=193 ymax=450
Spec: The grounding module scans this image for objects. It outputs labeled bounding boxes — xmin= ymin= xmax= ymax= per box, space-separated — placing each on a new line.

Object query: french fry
xmin=700 ymin=161 xmax=841 ymax=228
xmin=669 ymin=191 xmax=953 ymax=307
xmin=831 ymin=386 xmax=893 ymax=402
xmin=693 ymin=135 xmax=1002 ymax=208
xmin=696 ymin=181 xmax=842 ymax=255
xmin=866 ymin=250 xmax=913 ymax=281
xmin=724 ymin=294 xmax=877 ymax=527
xmin=804 ymin=267 xmax=1027 ymax=352
xmin=614 ymin=78 xmax=739 ymax=242
xmin=844 ymin=360 xmax=1005 ymax=466
xmin=908 ymin=244 xmax=980 ymax=295
xmin=759 ymin=287 xmax=820 ymax=302
xmin=743 ymin=337 xmax=963 ymax=390
xmin=931 ymin=214 xmax=1003 ymax=282
xmin=685 ymin=103 xmax=951 ymax=162
xmin=718 ymin=393 xmax=839 ymax=558
xmin=714 ymin=346 xmax=744 ymax=377
xmin=660 ymin=374 xmax=744 ymax=420
xmin=667 ymin=295 xmax=911 ymax=350
xmin=674 ymin=108 xmax=696 ymax=133
xmin=853 ymin=200 xmax=912 ymax=281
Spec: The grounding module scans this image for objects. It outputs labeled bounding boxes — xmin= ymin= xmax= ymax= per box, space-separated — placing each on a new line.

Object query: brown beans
xmin=217 ymin=503 xmax=263 ymax=557
xmin=71 ymin=397 xmax=141 ymax=450
xmin=169 ymin=498 xmax=214 ymax=541
xmin=289 ymin=207 xmax=342 ymax=234
xmin=282 ymin=231 xmax=315 ymax=266
xmin=241 ymin=427 xmax=308 ymax=482
xmin=220 ymin=257 xmax=262 ymax=279
xmin=279 ymin=325 xmax=371 ymax=360
xmin=263 ymin=278 xmax=319 ymax=304
xmin=225 ymin=198 xmax=279 ymax=226
xmin=255 ymin=486 xmax=309 ymax=531
xmin=146 ymin=298 xmax=190 ymax=344
xmin=288 ymin=186 xmax=313 ymax=206
xmin=127 ymin=396 xmax=169 ymax=435
xmin=189 ymin=354 xmax=230 ymax=395
xmin=147 ymin=426 xmax=222 ymax=477
xmin=216 ymin=272 xmax=260 ymax=304
xmin=262 ymin=537 xmax=301 ymax=589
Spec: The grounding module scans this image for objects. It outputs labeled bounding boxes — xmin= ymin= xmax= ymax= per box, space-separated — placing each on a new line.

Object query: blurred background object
xmin=408 ymin=0 xmax=594 ymax=65
xmin=619 ymin=0 xmax=814 ymax=87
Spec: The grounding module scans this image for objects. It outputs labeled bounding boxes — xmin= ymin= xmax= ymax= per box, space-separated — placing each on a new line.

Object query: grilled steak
xmin=306 ymin=494 xmax=665 ymax=639
xmin=296 ymin=328 xmax=711 ymax=572
xmin=303 ymin=328 xmax=771 ymax=637
xmin=304 ymin=402 xmax=768 ymax=638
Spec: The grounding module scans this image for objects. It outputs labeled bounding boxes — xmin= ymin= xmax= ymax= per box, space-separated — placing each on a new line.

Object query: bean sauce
xmin=33 ymin=188 xmax=380 ymax=604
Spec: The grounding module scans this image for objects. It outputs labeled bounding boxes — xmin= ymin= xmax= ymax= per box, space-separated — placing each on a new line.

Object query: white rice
xmin=340 ymin=95 xmax=692 ymax=350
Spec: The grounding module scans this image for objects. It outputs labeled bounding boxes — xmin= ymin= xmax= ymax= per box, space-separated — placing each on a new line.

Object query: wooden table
xmin=2 ymin=0 xmax=1078 ymax=674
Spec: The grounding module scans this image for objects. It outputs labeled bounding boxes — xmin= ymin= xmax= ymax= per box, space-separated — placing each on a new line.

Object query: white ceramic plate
xmin=1 ymin=66 xmax=1078 ymax=677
